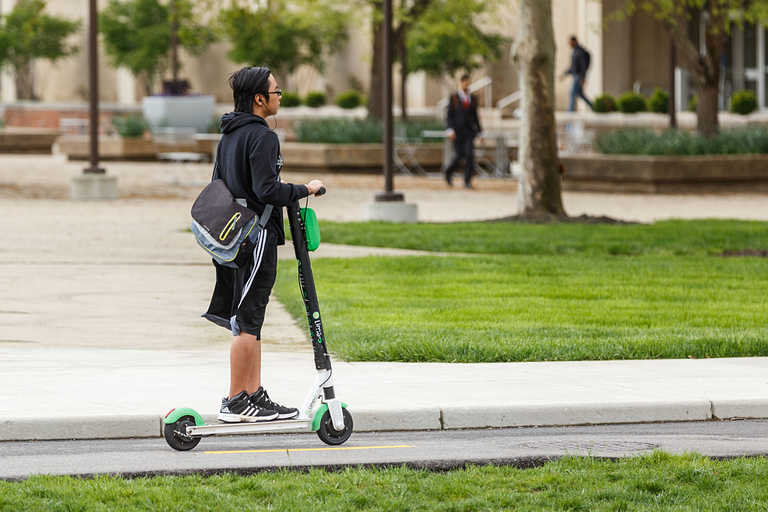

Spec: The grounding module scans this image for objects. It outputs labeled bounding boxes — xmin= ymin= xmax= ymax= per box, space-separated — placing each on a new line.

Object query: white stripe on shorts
xmin=237 ymin=229 xmax=268 ymax=309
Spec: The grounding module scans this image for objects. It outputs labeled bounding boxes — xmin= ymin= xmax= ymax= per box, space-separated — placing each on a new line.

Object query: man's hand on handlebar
xmin=306 ymin=180 xmax=325 ymax=196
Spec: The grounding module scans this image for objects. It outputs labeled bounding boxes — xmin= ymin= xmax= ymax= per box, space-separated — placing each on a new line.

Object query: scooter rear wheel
xmin=164 ymin=416 xmax=201 ymax=451
xmin=317 ymin=408 xmax=353 ymax=445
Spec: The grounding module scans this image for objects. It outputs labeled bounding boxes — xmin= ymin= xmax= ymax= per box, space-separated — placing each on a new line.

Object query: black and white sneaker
xmin=249 ymin=387 xmax=299 ymax=420
xmin=218 ymin=390 xmax=278 ymax=423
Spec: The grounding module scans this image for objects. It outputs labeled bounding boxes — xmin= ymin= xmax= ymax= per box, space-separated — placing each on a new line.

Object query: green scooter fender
xmin=311 ymin=402 xmax=348 ymax=431
xmin=164 ymin=407 xmax=204 ymax=426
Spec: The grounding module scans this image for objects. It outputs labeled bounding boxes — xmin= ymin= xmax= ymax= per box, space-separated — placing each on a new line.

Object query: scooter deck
xmin=186 ymin=418 xmax=311 ymax=437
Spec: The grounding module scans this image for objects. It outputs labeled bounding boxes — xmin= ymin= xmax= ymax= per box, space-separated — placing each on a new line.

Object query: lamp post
xmin=85 ymin=0 xmax=103 ymax=174
xmin=669 ymin=38 xmax=676 ymax=129
xmin=375 ymin=0 xmax=403 ymax=202
xmin=362 ymin=0 xmax=416 ymax=222
xmin=71 ymin=0 xmax=117 ymax=198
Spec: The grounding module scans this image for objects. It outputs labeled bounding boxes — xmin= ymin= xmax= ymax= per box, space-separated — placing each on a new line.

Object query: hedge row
xmin=281 ymin=90 xmax=366 ymax=109
xmin=593 ymin=89 xmax=758 ymax=116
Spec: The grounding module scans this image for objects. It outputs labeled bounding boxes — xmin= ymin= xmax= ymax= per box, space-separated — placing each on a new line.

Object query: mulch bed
xmin=489 ymin=213 xmax=636 ymax=225
xmin=721 ymin=249 xmax=768 ymax=258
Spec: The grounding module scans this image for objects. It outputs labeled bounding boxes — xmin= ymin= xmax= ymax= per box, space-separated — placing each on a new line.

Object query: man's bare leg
xmin=229 ymin=332 xmax=261 ymax=399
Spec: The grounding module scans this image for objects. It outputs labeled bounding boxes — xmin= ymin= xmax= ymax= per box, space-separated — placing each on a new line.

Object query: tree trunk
xmin=696 ymin=78 xmax=719 ymax=137
xmin=171 ymin=0 xmax=179 ymax=83
xmin=15 ymin=62 xmax=36 ymax=100
xmin=368 ymin=12 xmax=383 ymax=120
xmin=663 ymin=7 xmax=723 ymax=137
xmin=512 ymin=0 xmax=564 ymax=216
xmin=400 ymin=39 xmax=408 ymax=121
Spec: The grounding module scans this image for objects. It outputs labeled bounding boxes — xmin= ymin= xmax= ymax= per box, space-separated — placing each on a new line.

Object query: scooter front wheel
xmin=317 ymin=408 xmax=353 ymax=445
xmin=164 ymin=415 xmax=201 ymax=451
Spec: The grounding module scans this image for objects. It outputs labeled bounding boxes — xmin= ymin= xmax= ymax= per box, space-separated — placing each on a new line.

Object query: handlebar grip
xmin=315 ymin=187 xmax=326 ymax=197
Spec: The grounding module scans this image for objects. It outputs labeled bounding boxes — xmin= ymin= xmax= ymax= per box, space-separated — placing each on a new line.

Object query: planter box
xmin=280 ymin=142 xmax=444 ymax=173
xmin=57 ymin=136 xmax=157 ymax=160
xmin=560 ymin=154 xmax=768 ymax=193
xmin=57 ymin=135 xmax=218 ymax=161
xmin=141 ymin=96 xmax=215 ymax=132
xmin=0 ymin=129 xmax=58 ymax=153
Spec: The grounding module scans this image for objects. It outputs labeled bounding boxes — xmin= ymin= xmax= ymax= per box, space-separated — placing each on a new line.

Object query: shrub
xmin=208 ymin=117 xmax=222 ymax=134
xmin=281 ymin=92 xmax=301 ymax=107
xmin=593 ymin=94 xmax=617 ymax=113
xmin=111 ymin=115 xmax=148 ymax=138
xmin=293 ymin=118 xmax=445 ymax=144
xmin=336 ymin=90 xmax=362 ymax=109
xmin=399 ymin=119 xmax=445 ymax=141
xmin=294 ymin=118 xmax=382 ymax=143
xmin=731 ymin=90 xmax=757 ymax=115
xmin=617 ymin=91 xmax=647 ymax=114
xmin=688 ymin=94 xmax=697 ymax=112
xmin=649 ymin=87 xmax=669 ymax=114
xmin=594 ymin=127 xmax=768 ymax=156
xmin=304 ymin=91 xmax=327 ymax=108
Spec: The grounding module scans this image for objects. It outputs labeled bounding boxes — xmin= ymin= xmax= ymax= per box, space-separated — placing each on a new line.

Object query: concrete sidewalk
xmin=2 ymin=155 xmax=768 ymax=441
xmin=2 ymin=348 xmax=768 ymax=441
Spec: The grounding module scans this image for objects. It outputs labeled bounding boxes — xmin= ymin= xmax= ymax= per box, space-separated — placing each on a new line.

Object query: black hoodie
xmin=215 ymin=111 xmax=309 ymax=245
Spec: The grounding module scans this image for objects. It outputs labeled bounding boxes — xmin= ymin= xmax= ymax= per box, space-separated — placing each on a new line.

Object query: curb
xmin=0 ymin=414 xmax=161 ymax=442
xmin=3 ymin=400 xmax=768 ymax=442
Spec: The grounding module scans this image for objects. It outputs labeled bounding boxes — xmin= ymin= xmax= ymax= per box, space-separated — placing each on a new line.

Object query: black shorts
xmin=203 ymin=229 xmax=278 ymax=338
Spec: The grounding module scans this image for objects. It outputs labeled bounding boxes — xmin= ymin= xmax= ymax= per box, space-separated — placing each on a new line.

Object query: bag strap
xmin=211 ymin=150 xmax=273 ymax=230
xmin=258 ymin=204 xmax=273 ymax=229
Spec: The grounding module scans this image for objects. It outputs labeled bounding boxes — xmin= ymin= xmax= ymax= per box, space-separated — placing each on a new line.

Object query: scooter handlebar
xmin=315 ymin=187 xmax=326 ymax=197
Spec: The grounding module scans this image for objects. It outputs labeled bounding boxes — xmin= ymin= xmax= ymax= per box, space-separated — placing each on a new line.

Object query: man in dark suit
xmin=445 ymin=74 xmax=482 ymax=189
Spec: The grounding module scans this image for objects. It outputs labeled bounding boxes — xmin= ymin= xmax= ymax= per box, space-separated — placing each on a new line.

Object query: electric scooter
xmin=163 ymin=189 xmax=353 ymax=451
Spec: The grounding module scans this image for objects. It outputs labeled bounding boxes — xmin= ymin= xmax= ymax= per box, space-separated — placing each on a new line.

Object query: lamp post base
xmin=70 ymin=174 xmax=117 ymax=200
xmin=374 ymin=190 xmax=405 ymax=202
xmin=363 ymin=201 xmax=418 ymax=223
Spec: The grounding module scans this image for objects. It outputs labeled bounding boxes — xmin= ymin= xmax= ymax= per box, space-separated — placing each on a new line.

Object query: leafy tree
xmin=0 ymin=0 xmax=81 ymax=100
xmin=512 ymin=0 xmax=563 ymax=216
xmin=218 ymin=0 xmax=349 ymax=89
xmin=367 ymin=0 xmax=435 ymax=120
xmin=99 ymin=0 xmax=215 ymax=95
xmin=366 ymin=0 xmax=503 ymax=120
xmin=606 ymin=1 xmax=768 ymax=137
xmin=406 ymin=0 xmax=506 ymax=85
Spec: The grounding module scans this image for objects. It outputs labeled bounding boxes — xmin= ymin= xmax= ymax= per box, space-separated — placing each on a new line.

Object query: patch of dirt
xmin=488 ymin=213 xmax=637 ymax=225
xmin=721 ymin=249 xmax=768 ymax=257
xmin=0 ymin=182 xmax=68 ymax=199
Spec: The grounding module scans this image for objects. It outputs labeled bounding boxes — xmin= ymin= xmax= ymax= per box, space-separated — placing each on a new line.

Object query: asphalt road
xmin=2 ymin=420 xmax=767 ymax=480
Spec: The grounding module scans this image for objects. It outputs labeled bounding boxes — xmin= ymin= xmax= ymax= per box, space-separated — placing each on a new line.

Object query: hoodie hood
xmin=220 ymin=111 xmax=268 ymax=134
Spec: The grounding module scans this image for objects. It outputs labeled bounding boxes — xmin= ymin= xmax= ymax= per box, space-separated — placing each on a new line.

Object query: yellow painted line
xmin=204 ymin=445 xmax=414 ymax=455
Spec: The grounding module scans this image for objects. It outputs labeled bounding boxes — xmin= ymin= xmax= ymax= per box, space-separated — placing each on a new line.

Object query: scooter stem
xmin=286 ymin=201 xmax=332 ymax=371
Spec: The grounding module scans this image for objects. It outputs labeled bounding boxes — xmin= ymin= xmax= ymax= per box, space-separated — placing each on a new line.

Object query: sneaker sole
xmin=218 ymin=413 xmax=242 ymax=423
xmin=277 ymin=411 xmax=299 ymax=420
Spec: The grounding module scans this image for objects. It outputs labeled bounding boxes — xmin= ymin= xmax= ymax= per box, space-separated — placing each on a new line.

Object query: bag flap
xmin=191 ymin=180 xmax=256 ymax=247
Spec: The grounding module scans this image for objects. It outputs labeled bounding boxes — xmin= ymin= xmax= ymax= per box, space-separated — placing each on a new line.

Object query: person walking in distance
xmin=444 ymin=74 xmax=482 ymax=189
xmin=560 ymin=36 xmax=593 ymax=112
xmin=205 ymin=66 xmax=325 ymax=423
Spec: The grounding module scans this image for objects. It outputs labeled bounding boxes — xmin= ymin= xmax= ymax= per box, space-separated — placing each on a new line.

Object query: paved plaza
xmin=1 ymin=154 xmax=768 ymax=441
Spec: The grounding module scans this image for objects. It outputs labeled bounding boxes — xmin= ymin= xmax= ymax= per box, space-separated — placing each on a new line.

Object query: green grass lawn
xmin=275 ymin=219 xmax=768 ymax=363
xmin=3 ymin=453 xmax=768 ymax=511
xmin=316 ymin=219 xmax=768 ymax=256
xmin=275 ymin=254 xmax=768 ymax=362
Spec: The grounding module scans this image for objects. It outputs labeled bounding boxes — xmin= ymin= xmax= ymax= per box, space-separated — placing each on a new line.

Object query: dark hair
xmin=228 ymin=66 xmax=272 ymax=113
xmin=460 ymin=74 xmax=470 ymax=82
xmin=570 ymin=35 xmax=578 ymax=43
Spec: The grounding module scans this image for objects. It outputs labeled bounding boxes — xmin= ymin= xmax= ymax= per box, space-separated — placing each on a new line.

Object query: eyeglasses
xmin=264 ymin=89 xmax=282 ymax=97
